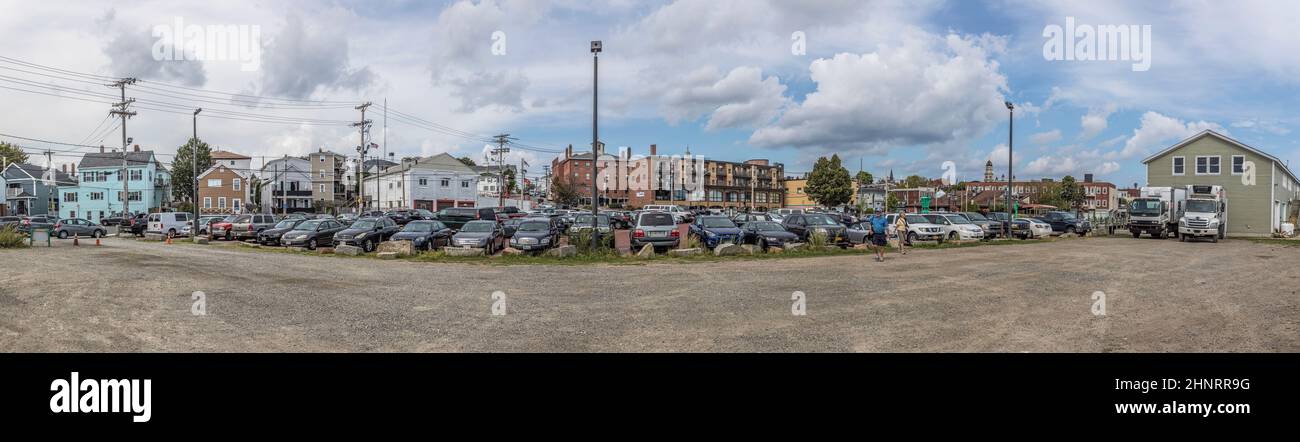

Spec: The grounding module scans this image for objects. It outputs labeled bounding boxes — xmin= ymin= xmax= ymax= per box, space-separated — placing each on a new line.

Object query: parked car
xmin=508 ymin=218 xmax=561 ymax=252
xmin=731 ymin=212 xmax=773 ymax=227
xmin=491 ymin=206 xmax=526 ymax=219
xmin=333 ymin=216 xmax=401 ymax=252
xmin=385 ymin=210 xmax=416 ymax=225
xmin=231 ymin=214 xmax=278 ymax=240
xmin=15 ymin=215 xmax=55 ymax=234
xmin=0 ymin=216 xmax=20 ymax=230
xmin=1039 ymin=211 xmax=1092 ymax=235
xmin=738 ymin=220 xmax=797 ymax=251
xmin=280 ymin=219 xmax=348 ymax=250
xmin=208 ymin=215 xmax=241 ymax=240
xmin=146 ymin=212 xmax=192 ymax=237
xmin=958 ymin=212 xmax=1003 ymax=238
xmin=390 ymin=220 xmax=455 ymax=252
xmin=689 ymin=216 xmax=743 ymax=248
xmin=450 ymin=220 xmax=506 ymax=254
xmin=434 ymin=207 xmax=496 ymax=230
xmin=886 ymin=213 xmax=946 ymax=244
xmin=643 ymin=204 xmax=690 ymax=224
xmin=568 ymin=214 xmax=612 ymax=236
xmin=126 ymin=213 xmax=148 ymax=237
xmin=822 ymin=212 xmax=856 ymax=226
xmin=631 ymin=211 xmax=680 ymax=252
xmin=54 ymin=218 xmax=106 ymax=239
xmin=336 ymin=213 xmax=359 ymax=226
xmin=501 ymin=217 xmax=527 ymax=238
xmin=923 ymin=213 xmax=984 ymax=241
xmin=1013 ymin=217 xmax=1054 ymax=239
xmin=781 ymin=213 xmax=848 ymax=247
xmin=601 ymin=210 xmax=632 ymax=229
xmin=98 ymin=213 xmax=125 ymax=227
xmin=195 ymin=216 xmax=225 ymax=236
xmin=257 ymin=219 xmax=307 ymax=246
xmin=845 ymin=221 xmax=873 ymax=245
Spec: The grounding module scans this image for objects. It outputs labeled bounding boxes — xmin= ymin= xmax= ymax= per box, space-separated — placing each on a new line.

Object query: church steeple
xmin=984 ymin=160 xmax=994 ymax=182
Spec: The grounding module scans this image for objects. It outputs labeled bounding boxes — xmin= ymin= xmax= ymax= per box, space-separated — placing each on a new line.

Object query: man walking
xmin=869 ymin=212 xmax=889 ymax=262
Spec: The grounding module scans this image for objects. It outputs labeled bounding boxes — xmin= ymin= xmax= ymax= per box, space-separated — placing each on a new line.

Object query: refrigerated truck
xmin=1178 ymin=185 xmax=1227 ymax=242
xmin=1127 ymin=186 xmax=1187 ymax=239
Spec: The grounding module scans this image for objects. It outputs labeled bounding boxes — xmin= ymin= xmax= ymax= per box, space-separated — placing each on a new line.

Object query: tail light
xmin=634 ymin=229 xmax=645 ymax=238
xmin=54 ymin=222 xmax=61 ymax=230
xmin=248 ymin=223 xmax=254 ymax=231
xmin=670 ymin=230 xmax=680 ymax=237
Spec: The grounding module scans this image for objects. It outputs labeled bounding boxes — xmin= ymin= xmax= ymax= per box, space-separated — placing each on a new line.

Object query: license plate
xmin=651 ymin=231 xmax=667 ymax=238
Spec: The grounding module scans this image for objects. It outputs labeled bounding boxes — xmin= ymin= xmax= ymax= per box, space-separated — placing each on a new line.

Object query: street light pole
xmin=590 ymin=40 xmax=602 ymax=251
xmin=192 ymin=108 xmax=201 ymax=233
xmin=1004 ymin=101 xmax=1014 ymax=234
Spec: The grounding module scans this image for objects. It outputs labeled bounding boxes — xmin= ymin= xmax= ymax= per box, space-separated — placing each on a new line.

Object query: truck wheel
xmin=1131 ymin=231 xmax=1140 ymax=238
xmin=225 ymin=231 xmax=233 ymax=241
xmin=1180 ymin=235 xmax=1186 ymax=242
xmin=1065 ymin=226 xmax=1075 ymax=235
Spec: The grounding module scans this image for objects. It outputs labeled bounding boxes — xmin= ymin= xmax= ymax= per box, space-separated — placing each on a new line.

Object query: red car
xmin=208 ymin=215 xmax=240 ymax=240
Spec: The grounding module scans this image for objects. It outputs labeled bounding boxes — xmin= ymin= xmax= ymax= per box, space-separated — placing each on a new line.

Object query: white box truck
xmin=1178 ymin=185 xmax=1227 ymax=242
xmin=1127 ymin=186 xmax=1186 ymax=239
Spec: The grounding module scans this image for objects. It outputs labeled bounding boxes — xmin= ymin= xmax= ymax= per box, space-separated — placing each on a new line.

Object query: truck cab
xmin=1128 ymin=186 xmax=1186 ymax=239
xmin=1178 ymin=185 xmax=1227 ymax=243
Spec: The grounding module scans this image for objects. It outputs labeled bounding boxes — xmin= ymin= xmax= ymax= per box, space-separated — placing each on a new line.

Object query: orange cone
xmin=166 ymin=232 xmax=173 ymax=245
xmin=96 ymin=237 xmax=101 ymax=246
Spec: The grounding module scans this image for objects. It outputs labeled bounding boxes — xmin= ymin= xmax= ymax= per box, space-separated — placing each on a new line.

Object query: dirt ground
xmin=1 ymin=235 xmax=1297 ymax=352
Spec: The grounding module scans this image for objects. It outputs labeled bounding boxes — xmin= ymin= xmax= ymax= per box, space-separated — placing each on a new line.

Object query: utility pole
xmin=1004 ymin=101 xmax=1015 ymax=234
xmin=352 ymin=102 xmax=372 ymax=213
xmin=192 ymin=108 xmax=201 ymax=232
xmin=382 ymin=98 xmax=387 ymax=211
xmin=590 ymin=40 xmax=602 ymax=251
xmin=108 ymin=78 xmax=137 ymax=220
xmin=491 ymin=134 xmax=513 ymax=208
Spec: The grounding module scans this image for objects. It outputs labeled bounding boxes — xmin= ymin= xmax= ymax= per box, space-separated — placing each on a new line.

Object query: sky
xmin=1 ymin=0 xmax=1299 ymax=188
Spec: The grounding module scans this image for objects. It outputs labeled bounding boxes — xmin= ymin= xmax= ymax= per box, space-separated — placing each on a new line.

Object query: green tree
xmin=551 ymin=176 xmax=579 ymax=206
xmin=502 ymin=168 xmax=517 ymax=195
xmin=854 ymin=170 xmax=873 ymax=185
xmin=805 ymin=154 xmax=853 ymax=208
xmin=172 ymin=137 xmax=213 ymax=203
xmin=0 ymin=141 xmax=29 ymax=167
xmin=903 ymin=174 xmax=929 ymax=188
xmin=457 ymin=156 xmax=477 ymax=167
xmin=886 ymin=193 xmax=901 ymax=211
xmin=1058 ymin=175 xmax=1085 ymax=212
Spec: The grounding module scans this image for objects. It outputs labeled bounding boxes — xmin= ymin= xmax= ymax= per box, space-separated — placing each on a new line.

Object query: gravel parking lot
xmin=2 ymin=236 xmax=1298 ymax=352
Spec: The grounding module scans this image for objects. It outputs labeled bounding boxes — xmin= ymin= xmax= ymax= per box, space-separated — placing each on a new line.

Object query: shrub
xmin=570 ymin=229 xmax=613 ymax=255
xmin=0 ymin=225 xmax=27 ymax=248
xmin=685 ymin=234 xmax=703 ymax=250
xmin=808 ymin=229 xmax=829 ymax=248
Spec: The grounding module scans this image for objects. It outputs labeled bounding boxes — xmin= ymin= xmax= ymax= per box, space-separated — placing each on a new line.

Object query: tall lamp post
xmin=590 ymin=40 xmax=602 ymax=251
xmin=1004 ymin=101 xmax=1014 ymax=234
xmin=192 ymin=108 xmax=201 ymax=233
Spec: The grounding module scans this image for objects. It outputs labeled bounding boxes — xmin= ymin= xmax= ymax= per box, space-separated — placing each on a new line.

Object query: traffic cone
xmin=166 ymin=232 xmax=173 ymax=245
xmin=95 ymin=237 xmax=101 ymax=246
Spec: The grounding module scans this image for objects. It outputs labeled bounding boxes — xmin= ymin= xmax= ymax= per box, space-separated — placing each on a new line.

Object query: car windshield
xmin=350 ymin=220 xmax=377 ymax=230
xmin=700 ymin=217 xmax=736 ymax=228
xmin=804 ymin=215 xmax=839 ymax=226
xmin=222 ymin=216 xmax=239 ymax=222
xmin=946 ymin=215 xmax=973 ymax=224
xmin=1055 ymin=212 xmax=1076 ymax=220
xmin=640 ymin=213 xmax=675 ymax=226
xmin=964 ymin=213 xmax=988 ymax=221
xmin=905 ymin=215 xmax=928 ymax=224
xmin=403 ymin=222 xmax=435 ymax=232
xmin=518 ymin=221 xmax=550 ymax=232
xmin=1129 ymin=199 xmax=1161 ymax=215
xmin=1186 ymin=200 xmax=1218 ymax=213
xmin=749 ymin=221 xmax=784 ymax=231
xmin=296 ymin=220 xmax=323 ymax=230
xmin=274 ymin=220 xmax=298 ymax=228
xmin=461 ymin=222 xmax=494 ymax=232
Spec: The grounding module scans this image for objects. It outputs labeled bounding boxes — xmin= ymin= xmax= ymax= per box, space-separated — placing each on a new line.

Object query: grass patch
xmin=0 ymin=225 xmax=28 ymax=248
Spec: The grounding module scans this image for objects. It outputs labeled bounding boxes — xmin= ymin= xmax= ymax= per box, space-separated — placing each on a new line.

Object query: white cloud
xmin=658 ymin=66 xmax=788 ymax=130
xmin=750 ymin=31 xmax=1009 ymax=151
xmin=1079 ymin=104 xmax=1116 ymax=140
xmin=1030 ymin=129 xmax=1061 ymax=145
xmin=1120 ymin=111 xmax=1225 ymax=159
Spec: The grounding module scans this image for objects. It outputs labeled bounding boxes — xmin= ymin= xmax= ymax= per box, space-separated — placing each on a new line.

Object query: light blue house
xmin=3 ymin=162 xmax=76 ymax=216
xmin=64 ymin=147 xmax=171 ymax=222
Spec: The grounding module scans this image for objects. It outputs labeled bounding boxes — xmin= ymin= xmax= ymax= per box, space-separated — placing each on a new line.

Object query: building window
xmin=1172 ymin=156 xmax=1185 ymax=176
xmin=462 ymin=180 xmax=470 ymax=188
xmin=204 ymin=197 xmax=212 ymax=208
xmin=218 ymin=197 xmax=227 ymax=209
xmin=208 ymin=179 xmax=222 ymax=187
xmin=233 ymin=178 xmax=241 ymax=191
xmin=419 ymin=178 xmax=428 ymax=186
xmin=64 ymin=192 xmax=77 ymax=202
xmin=1195 ymin=156 xmax=1220 ymax=175
xmin=441 ymin=178 xmax=450 ymax=187
xmin=233 ymin=199 xmax=241 ymax=213
xmin=320 ymin=184 xmax=326 ymax=193
xmin=130 ymin=170 xmax=142 ymax=181
xmin=1231 ymin=155 xmax=1245 ymax=175
xmin=90 ymin=192 xmax=104 ymax=201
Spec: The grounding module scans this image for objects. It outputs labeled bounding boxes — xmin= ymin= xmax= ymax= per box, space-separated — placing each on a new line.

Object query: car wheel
xmin=1131 ymin=231 xmax=1140 ymax=238
xmin=1212 ymin=235 xmax=1219 ymax=243
xmin=1065 ymin=226 xmax=1075 ymax=235
xmin=948 ymin=232 xmax=958 ymax=241
xmin=907 ymin=232 xmax=917 ymax=245
xmin=58 ymin=230 xmax=68 ymax=239
xmin=308 ymin=239 xmax=317 ymax=250
xmin=757 ymin=238 xmax=767 ymax=251
xmin=93 ymin=230 xmax=103 ymax=238
xmin=363 ymin=239 xmax=375 ymax=253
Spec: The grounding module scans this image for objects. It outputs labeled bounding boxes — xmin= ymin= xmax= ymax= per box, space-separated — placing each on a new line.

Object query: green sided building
xmin=1142 ymin=130 xmax=1300 ymax=237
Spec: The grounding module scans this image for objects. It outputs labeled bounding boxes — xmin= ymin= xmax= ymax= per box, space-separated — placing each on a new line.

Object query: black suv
xmin=1040 ymin=211 xmax=1091 ymax=235
xmin=434 ymin=207 xmax=497 ymax=230
xmin=780 ymin=213 xmax=849 ymax=246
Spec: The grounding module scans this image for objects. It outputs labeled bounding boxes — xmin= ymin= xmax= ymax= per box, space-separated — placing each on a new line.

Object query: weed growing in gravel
xmin=0 ymin=225 xmax=27 ymax=248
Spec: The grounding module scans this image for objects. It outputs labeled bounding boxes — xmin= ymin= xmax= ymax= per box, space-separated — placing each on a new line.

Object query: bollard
xmin=73 ymin=233 xmax=79 ymax=246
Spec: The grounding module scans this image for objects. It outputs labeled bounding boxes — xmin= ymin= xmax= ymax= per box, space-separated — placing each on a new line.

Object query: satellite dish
xmin=935 ymin=190 xmax=947 ymax=199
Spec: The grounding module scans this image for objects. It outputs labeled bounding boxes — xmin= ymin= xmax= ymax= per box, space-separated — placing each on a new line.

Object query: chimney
xmin=133 ymin=144 xmax=140 ymax=152
xmin=62 ymin=164 xmax=67 ymax=174
xmin=71 ymin=164 xmax=76 ymax=176
xmin=650 ymin=144 xmax=657 ymax=156
xmin=566 ymin=144 xmax=572 ymax=159
xmin=99 ymin=145 xmax=105 ymax=154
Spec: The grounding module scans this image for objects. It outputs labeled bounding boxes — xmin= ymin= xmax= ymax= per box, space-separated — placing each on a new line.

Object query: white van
xmin=146 ymin=212 xmax=192 ymax=237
